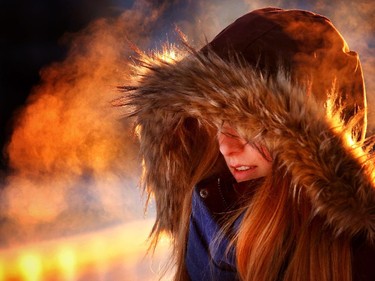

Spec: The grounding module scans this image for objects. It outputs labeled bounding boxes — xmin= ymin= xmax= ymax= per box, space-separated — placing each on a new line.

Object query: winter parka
xmin=120 ymin=7 xmax=375 ymax=281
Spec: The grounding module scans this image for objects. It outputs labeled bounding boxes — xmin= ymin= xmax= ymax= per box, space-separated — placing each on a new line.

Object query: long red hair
xmin=235 ymin=157 xmax=352 ymax=281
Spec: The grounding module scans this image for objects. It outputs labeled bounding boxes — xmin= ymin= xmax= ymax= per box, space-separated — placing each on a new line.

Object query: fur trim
xmin=120 ymin=48 xmax=375 ymax=241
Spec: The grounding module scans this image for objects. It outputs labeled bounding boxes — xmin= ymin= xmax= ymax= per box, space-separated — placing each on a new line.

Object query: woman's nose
xmin=218 ymin=133 xmax=246 ymax=156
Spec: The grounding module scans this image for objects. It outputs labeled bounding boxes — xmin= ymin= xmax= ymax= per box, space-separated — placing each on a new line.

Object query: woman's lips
xmin=232 ymin=165 xmax=256 ymax=171
xmin=230 ymin=165 xmax=258 ymax=182
xmin=233 ymin=165 xmax=255 ymax=171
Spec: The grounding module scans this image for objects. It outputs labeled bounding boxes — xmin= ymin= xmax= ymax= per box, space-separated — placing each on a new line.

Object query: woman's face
xmin=218 ymin=124 xmax=272 ymax=182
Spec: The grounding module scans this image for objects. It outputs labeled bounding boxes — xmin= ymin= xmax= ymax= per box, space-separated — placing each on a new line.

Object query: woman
xmin=120 ymin=7 xmax=375 ymax=281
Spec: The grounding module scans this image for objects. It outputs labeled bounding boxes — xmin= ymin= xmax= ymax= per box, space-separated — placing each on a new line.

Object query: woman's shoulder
xmin=352 ymin=235 xmax=375 ymax=281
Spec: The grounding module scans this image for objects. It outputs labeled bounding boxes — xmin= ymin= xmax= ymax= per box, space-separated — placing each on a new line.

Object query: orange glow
xmin=2 ymin=6 xmax=142 ymax=236
xmin=0 ymin=219 xmax=172 ymax=281
xmin=0 ymin=9 xmax=175 ymax=281
xmin=19 ymin=253 xmax=42 ymax=281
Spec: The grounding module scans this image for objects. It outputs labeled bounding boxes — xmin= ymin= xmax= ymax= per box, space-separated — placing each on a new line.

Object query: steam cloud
xmin=0 ymin=0 xmax=373 ymax=278
xmin=1 ymin=0 xmax=164 ymax=245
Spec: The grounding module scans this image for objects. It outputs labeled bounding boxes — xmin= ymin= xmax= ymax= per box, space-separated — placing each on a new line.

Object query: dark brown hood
xmin=119 ymin=8 xmax=374 ymax=242
xmin=202 ymin=7 xmax=367 ymax=139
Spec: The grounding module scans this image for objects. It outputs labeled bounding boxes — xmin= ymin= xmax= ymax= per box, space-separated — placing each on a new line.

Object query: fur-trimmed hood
xmin=119 ymin=47 xmax=375 ymax=243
